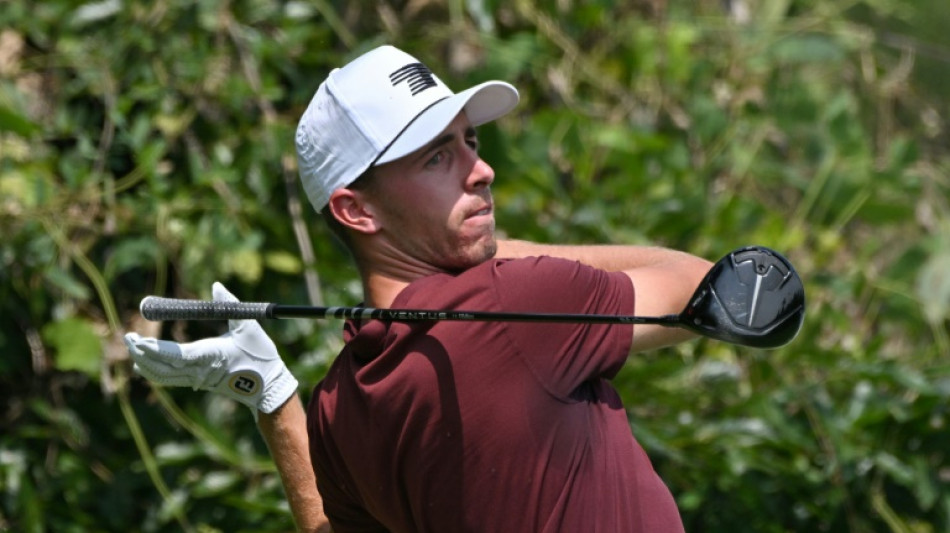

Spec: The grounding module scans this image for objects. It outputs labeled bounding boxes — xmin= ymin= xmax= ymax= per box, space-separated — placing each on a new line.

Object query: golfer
xmin=126 ymin=45 xmax=712 ymax=532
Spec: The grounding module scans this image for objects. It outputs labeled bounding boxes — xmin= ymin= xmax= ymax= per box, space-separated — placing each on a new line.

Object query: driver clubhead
xmin=680 ymin=246 xmax=805 ymax=348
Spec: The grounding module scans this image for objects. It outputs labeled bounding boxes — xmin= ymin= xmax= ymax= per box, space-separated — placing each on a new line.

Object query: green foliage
xmin=2 ymin=0 xmax=949 ymax=531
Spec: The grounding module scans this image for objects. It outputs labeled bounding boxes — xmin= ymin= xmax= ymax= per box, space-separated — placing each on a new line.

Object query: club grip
xmin=140 ymin=296 xmax=274 ymax=321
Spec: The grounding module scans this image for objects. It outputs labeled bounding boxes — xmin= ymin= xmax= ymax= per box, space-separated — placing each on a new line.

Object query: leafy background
xmin=2 ymin=0 xmax=949 ymax=531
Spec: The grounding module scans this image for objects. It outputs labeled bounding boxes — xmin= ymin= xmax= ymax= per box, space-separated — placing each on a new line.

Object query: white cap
xmin=295 ymin=45 xmax=520 ymax=212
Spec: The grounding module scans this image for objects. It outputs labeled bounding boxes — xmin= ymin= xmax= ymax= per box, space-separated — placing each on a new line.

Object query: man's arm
xmin=258 ymin=394 xmax=331 ymax=533
xmin=496 ymin=239 xmax=712 ymax=351
xmin=126 ymin=282 xmax=332 ymax=532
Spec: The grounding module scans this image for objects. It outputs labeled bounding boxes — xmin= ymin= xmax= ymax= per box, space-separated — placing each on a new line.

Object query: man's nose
xmin=466 ymin=157 xmax=495 ymax=190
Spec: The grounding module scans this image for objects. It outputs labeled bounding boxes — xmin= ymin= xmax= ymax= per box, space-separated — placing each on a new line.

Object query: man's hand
xmin=124 ymin=282 xmax=298 ymax=414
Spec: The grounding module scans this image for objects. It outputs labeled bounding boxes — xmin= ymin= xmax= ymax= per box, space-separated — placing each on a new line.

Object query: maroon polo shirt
xmin=307 ymin=256 xmax=684 ymax=532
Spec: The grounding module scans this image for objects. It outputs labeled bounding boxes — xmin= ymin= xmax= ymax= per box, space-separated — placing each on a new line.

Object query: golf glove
xmin=124 ymin=282 xmax=298 ymax=414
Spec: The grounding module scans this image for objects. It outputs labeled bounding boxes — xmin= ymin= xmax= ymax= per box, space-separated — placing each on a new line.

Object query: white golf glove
xmin=124 ymin=282 xmax=298 ymax=414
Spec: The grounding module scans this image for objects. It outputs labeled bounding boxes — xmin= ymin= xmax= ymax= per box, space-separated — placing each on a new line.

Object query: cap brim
xmin=375 ymin=81 xmax=519 ymax=165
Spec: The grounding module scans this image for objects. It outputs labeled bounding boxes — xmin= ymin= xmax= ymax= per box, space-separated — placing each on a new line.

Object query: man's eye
xmin=425 ymin=151 xmax=445 ymax=167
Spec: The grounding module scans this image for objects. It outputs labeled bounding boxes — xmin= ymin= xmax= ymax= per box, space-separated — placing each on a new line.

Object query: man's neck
xmin=358 ymin=257 xmax=448 ymax=308
xmin=360 ymin=271 xmax=411 ymax=309
xmin=353 ymin=240 xmax=444 ymax=308
xmin=355 ymin=237 xmax=499 ymax=308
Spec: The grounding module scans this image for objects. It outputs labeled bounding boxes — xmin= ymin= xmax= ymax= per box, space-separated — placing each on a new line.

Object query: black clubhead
xmin=680 ymin=246 xmax=805 ymax=348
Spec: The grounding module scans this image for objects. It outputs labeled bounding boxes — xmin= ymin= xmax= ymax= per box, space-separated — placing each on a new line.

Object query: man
xmin=126 ymin=45 xmax=711 ymax=532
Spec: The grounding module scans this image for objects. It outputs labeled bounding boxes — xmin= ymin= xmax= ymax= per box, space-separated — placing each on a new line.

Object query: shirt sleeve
xmin=492 ymin=256 xmax=634 ymax=396
xmin=308 ymin=382 xmax=389 ymax=533
xmin=318 ymin=487 xmax=388 ymax=533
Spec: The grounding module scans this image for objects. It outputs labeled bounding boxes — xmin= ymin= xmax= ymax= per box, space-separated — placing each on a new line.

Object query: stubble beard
xmin=443 ymin=220 xmax=497 ymax=273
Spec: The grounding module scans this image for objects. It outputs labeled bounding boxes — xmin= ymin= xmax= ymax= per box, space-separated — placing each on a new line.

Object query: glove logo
xmin=228 ymin=371 xmax=261 ymax=396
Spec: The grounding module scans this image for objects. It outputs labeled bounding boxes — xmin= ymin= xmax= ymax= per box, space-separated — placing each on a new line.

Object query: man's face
xmin=365 ymin=112 xmax=497 ymax=273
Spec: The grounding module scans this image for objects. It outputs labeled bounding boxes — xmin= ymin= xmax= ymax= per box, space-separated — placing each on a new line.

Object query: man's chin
xmin=477 ymin=233 xmax=498 ymax=261
xmin=484 ymin=238 xmax=499 ymax=260
xmin=444 ymin=237 xmax=497 ymax=273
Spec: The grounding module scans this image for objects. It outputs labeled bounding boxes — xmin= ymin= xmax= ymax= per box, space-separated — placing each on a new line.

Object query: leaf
xmin=770 ymin=35 xmax=845 ymax=64
xmin=42 ymin=317 xmax=102 ymax=378
xmin=71 ymin=0 xmax=121 ymax=27
xmin=30 ymin=399 xmax=90 ymax=447
xmin=44 ymin=266 xmax=92 ymax=300
xmin=264 ymin=251 xmax=302 ymax=274
xmin=103 ymin=237 xmax=161 ymax=280
xmin=0 ymin=170 xmax=48 ymax=209
xmin=155 ymin=441 xmax=204 ymax=465
xmin=191 ymin=470 xmax=241 ymax=497
xmin=916 ymin=250 xmax=950 ymax=324
xmin=857 ymin=196 xmax=916 ymax=225
xmin=157 ymin=488 xmax=188 ymax=525
xmin=0 ymin=105 xmax=39 ymax=137
xmin=886 ymin=136 xmax=919 ymax=172
xmin=223 ymin=248 xmax=263 ymax=283
xmin=912 ymin=455 xmax=938 ymax=510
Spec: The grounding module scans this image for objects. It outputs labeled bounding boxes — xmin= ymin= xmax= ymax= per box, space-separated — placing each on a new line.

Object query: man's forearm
xmin=258 ymin=394 xmax=331 ymax=532
xmin=497 ymin=238 xmax=713 ymax=351
xmin=496 ymin=239 xmax=708 ymax=273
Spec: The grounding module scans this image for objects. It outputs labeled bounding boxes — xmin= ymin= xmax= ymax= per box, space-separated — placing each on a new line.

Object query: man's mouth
xmin=471 ymin=206 xmax=492 ymax=217
xmin=464 ymin=196 xmax=493 ymax=218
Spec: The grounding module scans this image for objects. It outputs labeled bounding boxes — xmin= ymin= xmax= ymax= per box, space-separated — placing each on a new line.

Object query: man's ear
xmin=327 ymin=189 xmax=381 ymax=235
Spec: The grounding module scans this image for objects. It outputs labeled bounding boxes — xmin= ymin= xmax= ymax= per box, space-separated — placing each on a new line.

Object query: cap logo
xmin=389 ymin=62 xmax=437 ymax=96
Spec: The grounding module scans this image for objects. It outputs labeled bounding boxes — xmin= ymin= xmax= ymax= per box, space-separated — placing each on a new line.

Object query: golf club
xmin=139 ymin=245 xmax=805 ymax=349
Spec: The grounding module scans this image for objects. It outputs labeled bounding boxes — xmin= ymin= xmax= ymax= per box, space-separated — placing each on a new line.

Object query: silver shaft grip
xmin=140 ymin=296 xmax=273 ymax=321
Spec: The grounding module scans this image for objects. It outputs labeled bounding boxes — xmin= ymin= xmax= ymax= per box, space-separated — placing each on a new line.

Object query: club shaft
xmin=139 ymin=296 xmax=681 ymax=326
